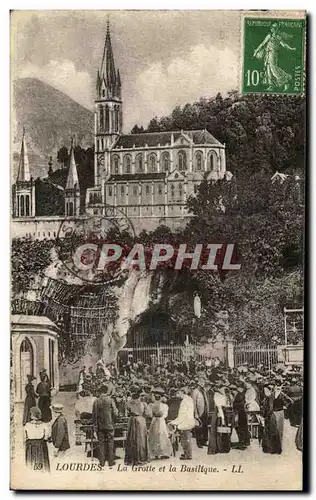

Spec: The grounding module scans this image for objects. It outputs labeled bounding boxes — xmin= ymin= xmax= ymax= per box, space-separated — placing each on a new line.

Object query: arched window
xmin=20 ymin=338 xmax=34 ymax=387
xmin=108 ymin=187 xmax=112 ymax=197
xmin=136 ymin=154 xmax=143 ymax=172
xmin=179 ymin=183 xmax=183 ymax=196
xmin=69 ymin=202 xmax=74 ymax=216
xmin=162 ymin=152 xmax=170 ymax=171
xmin=121 ymin=186 xmax=125 ymax=196
xmin=158 ymin=184 xmax=163 ymax=196
xmin=20 ymin=196 xmax=25 ymax=216
xmin=196 ymin=151 xmax=203 ymax=171
xmin=113 ymin=156 xmax=119 ymax=174
xmin=102 ymin=89 xmax=105 ymax=98
xmin=178 ymin=151 xmax=187 ymax=171
xmin=171 ymin=184 xmax=175 ymax=197
xmin=133 ymin=186 xmax=138 ymax=196
xmin=25 ymin=196 xmax=30 ymax=216
xmin=105 ymin=105 xmax=109 ymax=131
xmin=146 ymin=185 xmax=150 ymax=195
xmin=17 ymin=196 xmax=20 ymax=216
xmin=100 ymin=106 xmax=104 ymax=130
xmin=89 ymin=193 xmax=93 ymax=204
xmin=21 ymin=338 xmax=33 ymax=353
xmin=149 ymin=154 xmax=157 ymax=172
xmin=124 ymin=155 xmax=131 ymax=174
xmin=208 ymin=151 xmax=218 ymax=171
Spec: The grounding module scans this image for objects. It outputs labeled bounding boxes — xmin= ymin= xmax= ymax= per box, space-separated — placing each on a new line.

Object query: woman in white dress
xmin=148 ymin=388 xmax=172 ymax=460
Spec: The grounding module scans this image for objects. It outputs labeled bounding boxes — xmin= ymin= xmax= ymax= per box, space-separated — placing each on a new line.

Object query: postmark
xmin=242 ymin=18 xmax=306 ymax=95
xmin=56 ymin=204 xmax=136 ymax=284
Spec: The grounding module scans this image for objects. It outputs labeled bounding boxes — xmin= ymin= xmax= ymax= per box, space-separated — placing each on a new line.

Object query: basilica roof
xmin=113 ymin=129 xmax=223 ymax=149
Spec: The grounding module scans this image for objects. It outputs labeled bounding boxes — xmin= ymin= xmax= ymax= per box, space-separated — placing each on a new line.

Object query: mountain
xmin=12 ymin=78 xmax=94 ymax=180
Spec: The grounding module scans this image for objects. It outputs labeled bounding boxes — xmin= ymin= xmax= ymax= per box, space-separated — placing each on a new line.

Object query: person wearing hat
xmin=148 ymin=388 xmax=172 ymax=460
xmin=284 ymin=376 xmax=303 ymax=427
xmin=232 ymin=383 xmax=250 ymax=450
xmin=142 ymin=384 xmax=153 ymax=405
xmin=124 ymin=386 xmax=152 ymax=466
xmin=268 ymin=376 xmax=293 ymax=453
xmin=191 ymin=378 xmax=210 ymax=448
xmin=51 ymin=403 xmax=70 ymax=457
xmin=36 ymin=371 xmax=52 ymax=423
xmin=92 ymin=384 xmax=118 ymax=468
xmin=24 ymin=406 xmax=50 ymax=472
xmin=208 ymin=381 xmax=232 ymax=455
xmin=244 ymin=378 xmax=260 ymax=412
xmin=169 ymin=387 xmax=195 ymax=460
xmin=22 ymin=374 xmax=37 ymax=426
xmin=166 ymin=388 xmax=181 ymax=425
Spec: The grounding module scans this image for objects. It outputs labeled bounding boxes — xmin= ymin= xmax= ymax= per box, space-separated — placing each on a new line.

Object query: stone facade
xmin=86 ymin=129 xmax=229 ymax=219
xmin=86 ymin=22 xmax=230 ymax=220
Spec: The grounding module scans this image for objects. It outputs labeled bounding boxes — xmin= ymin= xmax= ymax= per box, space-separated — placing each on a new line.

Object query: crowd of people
xmin=74 ymin=357 xmax=303 ymax=468
xmin=21 ymin=358 xmax=303 ymax=472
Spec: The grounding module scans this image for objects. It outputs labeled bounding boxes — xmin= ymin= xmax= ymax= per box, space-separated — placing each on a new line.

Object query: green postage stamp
xmin=242 ymin=18 xmax=306 ymax=94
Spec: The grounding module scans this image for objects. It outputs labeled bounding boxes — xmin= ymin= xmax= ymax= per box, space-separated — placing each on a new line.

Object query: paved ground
xmin=11 ymin=392 xmax=303 ymax=491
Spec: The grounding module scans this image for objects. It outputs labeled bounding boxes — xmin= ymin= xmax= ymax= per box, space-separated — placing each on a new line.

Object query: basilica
xmin=12 ymin=22 xmax=231 ymax=238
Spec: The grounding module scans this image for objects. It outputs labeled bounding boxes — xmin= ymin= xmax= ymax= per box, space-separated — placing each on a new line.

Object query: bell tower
xmin=94 ymin=19 xmax=122 ymax=186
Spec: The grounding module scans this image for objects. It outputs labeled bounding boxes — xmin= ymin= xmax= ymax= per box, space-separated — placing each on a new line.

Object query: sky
xmin=11 ymin=10 xmax=241 ymax=132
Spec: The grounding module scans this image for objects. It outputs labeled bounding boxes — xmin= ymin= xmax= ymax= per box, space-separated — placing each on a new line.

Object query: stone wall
xmin=11 ymin=214 xmax=190 ymax=239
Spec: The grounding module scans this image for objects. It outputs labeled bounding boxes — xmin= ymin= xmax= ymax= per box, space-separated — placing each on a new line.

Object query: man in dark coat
xmin=191 ymin=378 xmax=209 ymax=448
xmin=51 ymin=404 xmax=70 ymax=457
xmin=232 ymin=384 xmax=250 ymax=449
xmin=92 ymin=384 xmax=119 ymax=468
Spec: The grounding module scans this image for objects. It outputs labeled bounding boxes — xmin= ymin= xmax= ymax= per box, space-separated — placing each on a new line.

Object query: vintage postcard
xmin=10 ymin=10 xmax=305 ymax=490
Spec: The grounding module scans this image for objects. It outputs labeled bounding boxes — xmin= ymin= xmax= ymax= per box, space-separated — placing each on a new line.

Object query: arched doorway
xmin=19 ymin=337 xmax=34 ymax=400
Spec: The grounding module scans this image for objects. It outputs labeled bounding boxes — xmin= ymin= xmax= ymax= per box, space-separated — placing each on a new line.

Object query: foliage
xmin=130 ymin=125 xmax=145 ymax=134
xmin=138 ymin=91 xmax=305 ymax=177
xmin=35 ymin=178 xmax=65 ymax=216
xmin=57 ymin=146 xmax=69 ymax=168
xmin=38 ymin=145 xmax=95 ymax=214
xmin=11 ymin=238 xmax=54 ymax=295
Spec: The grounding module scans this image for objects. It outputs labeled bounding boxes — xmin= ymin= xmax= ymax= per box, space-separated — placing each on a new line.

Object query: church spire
xmin=66 ymin=138 xmax=79 ymax=190
xmin=97 ymin=18 xmax=120 ymax=99
xmin=17 ymin=127 xmax=31 ymax=182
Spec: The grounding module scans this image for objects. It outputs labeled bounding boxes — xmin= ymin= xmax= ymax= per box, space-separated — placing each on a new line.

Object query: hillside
xmin=12 ymin=78 xmax=94 ymax=180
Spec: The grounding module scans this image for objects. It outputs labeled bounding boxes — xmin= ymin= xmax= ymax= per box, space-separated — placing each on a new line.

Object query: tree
xmin=130 ymin=125 xmax=144 ymax=134
xmin=57 ymin=146 xmax=69 ymax=168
